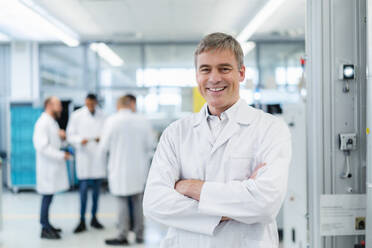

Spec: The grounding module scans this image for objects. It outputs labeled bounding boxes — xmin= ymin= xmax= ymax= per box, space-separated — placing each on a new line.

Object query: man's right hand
xmin=64 ymin=152 xmax=71 ymax=160
xmin=81 ymin=139 xmax=88 ymax=145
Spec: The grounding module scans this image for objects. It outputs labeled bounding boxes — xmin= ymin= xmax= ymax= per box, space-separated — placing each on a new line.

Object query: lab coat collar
xmin=82 ymin=106 xmax=101 ymax=117
xmin=193 ymin=99 xmax=253 ymax=127
xmin=205 ymin=99 xmax=240 ymax=122
xmin=42 ymin=112 xmax=56 ymax=122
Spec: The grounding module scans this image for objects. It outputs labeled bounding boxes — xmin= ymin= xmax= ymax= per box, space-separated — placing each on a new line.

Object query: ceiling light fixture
xmin=237 ymin=0 xmax=286 ymax=43
xmin=19 ymin=0 xmax=79 ymax=46
xmin=90 ymin=43 xmax=124 ymax=67
xmin=241 ymin=41 xmax=256 ymax=56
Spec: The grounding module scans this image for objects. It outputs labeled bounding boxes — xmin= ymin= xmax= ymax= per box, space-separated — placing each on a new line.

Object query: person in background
xmin=66 ymin=93 xmax=106 ymax=233
xmin=100 ymin=95 xmax=155 ymax=246
xmin=143 ymin=32 xmax=292 ymax=247
xmin=33 ymin=96 xmax=71 ymax=240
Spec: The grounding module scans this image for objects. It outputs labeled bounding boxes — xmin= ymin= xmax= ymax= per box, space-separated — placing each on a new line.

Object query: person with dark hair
xmin=100 ymin=94 xmax=155 ymax=246
xmin=33 ymin=96 xmax=71 ymax=240
xmin=86 ymin=93 xmax=98 ymax=101
xmin=66 ymin=93 xmax=106 ymax=233
xmin=143 ymin=33 xmax=292 ymax=247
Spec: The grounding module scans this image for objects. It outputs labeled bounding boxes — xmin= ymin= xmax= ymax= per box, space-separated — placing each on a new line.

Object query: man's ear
xmin=239 ymin=65 xmax=246 ymax=82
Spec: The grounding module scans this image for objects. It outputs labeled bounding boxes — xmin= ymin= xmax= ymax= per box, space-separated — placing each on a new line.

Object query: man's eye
xmin=200 ymin=68 xmax=210 ymax=73
xmin=221 ymin=67 xmax=231 ymax=72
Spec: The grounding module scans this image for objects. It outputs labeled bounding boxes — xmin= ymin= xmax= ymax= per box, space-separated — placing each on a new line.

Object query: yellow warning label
xmin=367 ymin=128 xmax=370 ymax=135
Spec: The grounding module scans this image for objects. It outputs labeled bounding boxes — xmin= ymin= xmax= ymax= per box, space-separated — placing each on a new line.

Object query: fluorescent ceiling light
xmin=20 ymin=0 xmax=79 ymax=46
xmin=241 ymin=42 xmax=256 ymax=56
xmin=237 ymin=0 xmax=286 ymax=43
xmin=0 ymin=0 xmax=79 ymax=46
xmin=90 ymin=43 xmax=124 ymax=67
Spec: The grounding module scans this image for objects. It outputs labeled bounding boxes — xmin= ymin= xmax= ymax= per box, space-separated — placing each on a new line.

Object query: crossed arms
xmin=143 ymin=124 xmax=291 ymax=236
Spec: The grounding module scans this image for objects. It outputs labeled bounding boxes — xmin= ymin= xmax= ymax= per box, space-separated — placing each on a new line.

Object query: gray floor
xmin=0 ymin=191 xmax=167 ymax=248
xmin=0 ymin=190 xmax=284 ymax=248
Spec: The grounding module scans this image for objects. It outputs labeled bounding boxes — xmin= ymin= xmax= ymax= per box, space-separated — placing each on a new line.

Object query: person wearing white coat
xmin=100 ymin=94 xmax=155 ymax=246
xmin=143 ymin=33 xmax=292 ymax=248
xmin=66 ymin=94 xmax=106 ymax=233
xmin=33 ymin=96 xmax=71 ymax=240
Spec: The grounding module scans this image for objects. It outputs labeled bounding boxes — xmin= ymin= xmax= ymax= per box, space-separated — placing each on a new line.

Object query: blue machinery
xmin=8 ymin=104 xmax=77 ymax=192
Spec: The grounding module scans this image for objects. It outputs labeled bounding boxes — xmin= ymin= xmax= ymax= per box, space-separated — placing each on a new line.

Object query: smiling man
xmin=143 ymin=32 xmax=292 ymax=248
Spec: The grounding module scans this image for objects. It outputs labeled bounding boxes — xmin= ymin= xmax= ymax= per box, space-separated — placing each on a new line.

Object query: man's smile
xmin=206 ymin=86 xmax=227 ymax=93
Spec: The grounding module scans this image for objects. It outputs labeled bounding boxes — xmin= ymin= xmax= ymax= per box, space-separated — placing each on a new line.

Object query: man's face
xmin=85 ymin=98 xmax=97 ymax=113
xmin=50 ymin=98 xmax=62 ymax=119
xmin=196 ymin=49 xmax=245 ymax=115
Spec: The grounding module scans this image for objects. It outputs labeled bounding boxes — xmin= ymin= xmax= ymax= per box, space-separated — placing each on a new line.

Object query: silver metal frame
xmin=365 ymin=1 xmax=372 ymax=246
xmin=307 ymin=0 xmax=367 ymax=247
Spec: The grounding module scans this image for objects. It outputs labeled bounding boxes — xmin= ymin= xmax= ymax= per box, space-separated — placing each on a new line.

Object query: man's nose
xmin=208 ymin=69 xmax=222 ymax=83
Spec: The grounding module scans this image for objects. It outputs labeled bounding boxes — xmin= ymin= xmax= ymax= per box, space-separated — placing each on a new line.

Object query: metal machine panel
xmin=306 ymin=0 xmax=367 ymax=247
xmin=282 ymin=103 xmax=308 ymax=248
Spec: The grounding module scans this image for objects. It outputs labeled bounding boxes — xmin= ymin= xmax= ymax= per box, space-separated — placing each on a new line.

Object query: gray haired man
xmin=144 ymin=33 xmax=292 ymax=248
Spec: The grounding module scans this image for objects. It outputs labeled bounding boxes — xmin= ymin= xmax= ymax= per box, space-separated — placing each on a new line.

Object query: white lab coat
xmin=100 ymin=109 xmax=155 ymax=196
xmin=143 ymin=99 xmax=292 ymax=248
xmin=33 ymin=113 xmax=69 ymax=195
xmin=67 ymin=107 xmax=106 ymax=179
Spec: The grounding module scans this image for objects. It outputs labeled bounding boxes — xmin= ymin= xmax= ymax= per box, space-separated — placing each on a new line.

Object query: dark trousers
xmin=40 ymin=194 xmax=54 ymax=229
xmin=79 ymin=179 xmax=102 ymax=222
xmin=117 ymin=193 xmax=144 ymax=240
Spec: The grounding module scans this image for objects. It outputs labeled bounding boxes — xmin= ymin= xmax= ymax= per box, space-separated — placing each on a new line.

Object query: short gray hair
xmin=194 ymin=32 xmax=244 ymax=69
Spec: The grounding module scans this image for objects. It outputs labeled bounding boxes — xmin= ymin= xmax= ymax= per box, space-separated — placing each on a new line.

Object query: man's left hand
xmin=175 ymin=179 xmax=204 ymax=201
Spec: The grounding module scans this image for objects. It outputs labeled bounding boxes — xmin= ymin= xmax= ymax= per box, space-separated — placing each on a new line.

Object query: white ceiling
xmin=32 ymin=0 xmax=305 ymax=42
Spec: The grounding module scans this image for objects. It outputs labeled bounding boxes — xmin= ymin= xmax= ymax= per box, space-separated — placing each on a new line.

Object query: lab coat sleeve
xmin=198 ymin=120 xmax=292 ymax=225
xmin=66 ymin=113 xmax=83 ymax=146
xmin=33 ymin=122 xmax=65 ymax=161
xmin=143 ymin=125 xmax=221 ymax=236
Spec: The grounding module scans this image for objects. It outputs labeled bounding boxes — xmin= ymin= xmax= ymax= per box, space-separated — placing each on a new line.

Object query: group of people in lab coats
xmin=33 ymin=93 xmax=154 ymax=245
xmin=33 ymin=32 xmax=292 ymax=247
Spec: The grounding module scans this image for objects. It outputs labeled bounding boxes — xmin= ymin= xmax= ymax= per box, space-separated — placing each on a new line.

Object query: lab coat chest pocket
xmin=227 ymin=155 xmax=255 ymax=180
xmin=225 ymin=132 xmax=257 ymax=180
